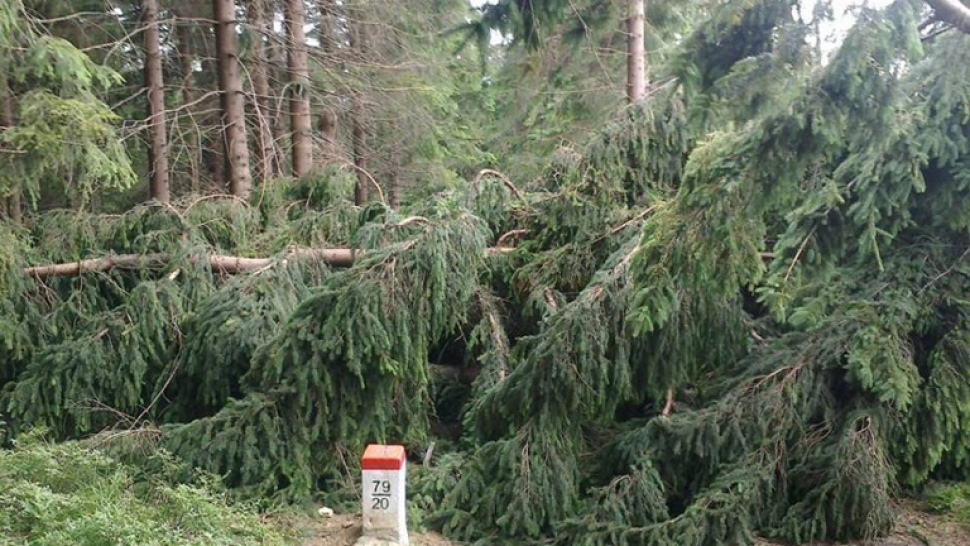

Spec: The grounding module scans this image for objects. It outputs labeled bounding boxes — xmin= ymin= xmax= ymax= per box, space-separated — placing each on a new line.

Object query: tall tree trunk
xmin=201 ymin=53 xmax=227 ymax=191
xmin=626 ymin=0 xmax=646 ymax=102
xmin=319 ymin=108 xmax=337 ymax=163
xmin=285 ymin=0 xmax=312 ymax=178
xmin=351 ymin=17 xmax=368 ymax=205
xmin=176 ymin=17 xmax=201 ymax=193
xmin=1 ymin=78 xmax=22 ymax=224
xmin=213 ymin=0 xmax=253 ymax=198
xmin=352 ymin=98 xmax=367 ymax=205
xmin=388 ymin=145 xmax=402 ymax=208
xmin=317 ymin=0 xmax=338 ymax=166
xmin=209 ymin=139 xmax=227 ymax=189
xmin=8 ymin=189 xmax=21 ymax=224
xmin=271 ymin=44 xmax=289 ymax=174
xmin=389 ymin=163 xmax=400 ymax=209
xmin=249 ymin=0 xmax=276 ymax=182
xmin=143 ymin=0 xmax=171 ymax=203
xmin=318 ymin=0 xmax=337 ymax=52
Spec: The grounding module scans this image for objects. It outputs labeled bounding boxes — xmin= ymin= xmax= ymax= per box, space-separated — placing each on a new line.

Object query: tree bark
xmin=143 ymin=0 xmax=171 ymax=203
xmin=351 ymin=18 xmax=368 ymax=205
xmin=23 ymin=247 xmax=513 ymax=278
xmin=1 ymin=77 xmax=22 ymax=224
xmin=198 ymin=50 xmax=227 ymax=190
xmin=204 ymin=52 xmax=228 ymax=191
xmin=922 ymin=0 xmax=970 ymax=35
xmin=213 ymin=0 xmax=254 ymax=198
xmin=23 ymin=249 xmax=356 ymax=277
xmin=271 ymin=44 xmax=290 ymax=174
xmin=626 ymin=0 xmax=646 ymax=102
xmin=209 ymin=137 xmax=227 ymax=190
xmin=319 ymin=107 xmax=337 ymax=163
xmin=389 ymin=147 xmax=401 ymax=209
xmin=285 ymin=0 xmax=313 ymax=178
xmin=352 ymin=97 xmax=368 ymax=205
xmin=316 ymin=0 xmax=338 ymax=165
xmin=249 ymin=0 xmax=277 ymax=182
xmin=176 ymin=16 xmax=201 ymax=193
xmin=318 ymin=0 xmax=337 ymax=53
xmin=8 ymin=191 xmax=21 ymax=224
xmin=389 ymin=165 xmax=400 ymax=209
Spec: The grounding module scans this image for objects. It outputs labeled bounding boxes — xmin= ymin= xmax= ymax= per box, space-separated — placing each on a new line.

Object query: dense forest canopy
xmin=3 ymin=0 xmax=970 ymax=544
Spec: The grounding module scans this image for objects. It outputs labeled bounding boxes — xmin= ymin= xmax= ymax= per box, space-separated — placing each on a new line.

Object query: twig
xmin=423 ymin=441 xmax=436 ymax=466
xmin=394 ymin=216 xmax=429 ymax=228
xmin=784 ymin=227 xmax=816 ymax=285
xmin=473 ymin=169 xmax=524 ymax=200
xmin=918 ymin=245 xmax=970 ymax=295
xmin=662 ymin=388 xmax=675 ymax=418
xmin=337 ymin=159 xmax=386 ymax=204
xmin=496 ymin=229 xmax=529 ymax=247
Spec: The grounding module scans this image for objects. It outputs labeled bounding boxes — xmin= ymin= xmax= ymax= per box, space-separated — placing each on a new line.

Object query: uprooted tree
xmin=4 ymin=0 xmax=970 ymax=544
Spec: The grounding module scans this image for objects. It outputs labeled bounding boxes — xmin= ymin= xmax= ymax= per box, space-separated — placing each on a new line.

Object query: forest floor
xmin=755 ymin=502 xmax=970 ymax=546
xmin=286 ymin=502 xmax=970 ymax=546
xmin=291 ymin=513 xmax=453 ymax=546
xmin=286 ymin=501 xmax=970 ymax=546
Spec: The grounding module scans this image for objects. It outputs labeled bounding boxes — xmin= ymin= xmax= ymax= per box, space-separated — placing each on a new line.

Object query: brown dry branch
xmin=23 ymin=246 xmax=514 ymax=278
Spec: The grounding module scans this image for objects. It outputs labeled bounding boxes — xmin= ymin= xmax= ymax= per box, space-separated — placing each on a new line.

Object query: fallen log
xmin=23 ymin=248 xmax=359 ymax=278
xmin=23 ymin=247 xmax=514 ymax=278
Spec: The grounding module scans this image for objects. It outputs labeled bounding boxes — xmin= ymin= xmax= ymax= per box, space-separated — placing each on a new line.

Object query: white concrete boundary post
xmin=360 ymin=444 xmax=408 ymax=546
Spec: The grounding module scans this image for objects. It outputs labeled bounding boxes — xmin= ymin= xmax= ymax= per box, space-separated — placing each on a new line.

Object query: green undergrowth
xmin=0 ymin=431 xmax=292 ymax=546
xmin=925 ymin=482 xmax=970 ymax=526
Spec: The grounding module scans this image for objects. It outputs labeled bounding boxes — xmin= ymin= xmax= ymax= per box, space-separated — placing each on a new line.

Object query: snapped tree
xmin=3 ymin=1 xmax=970 ymax=546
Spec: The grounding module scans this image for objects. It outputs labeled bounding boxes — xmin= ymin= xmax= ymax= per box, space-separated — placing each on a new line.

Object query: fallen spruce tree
xmin=3 ymin=0 xmax=970 ymax=544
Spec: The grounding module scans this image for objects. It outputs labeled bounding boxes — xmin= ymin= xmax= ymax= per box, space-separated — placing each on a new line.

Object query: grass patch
xmin=924 ymin=482 xmax=970 ymax=525
xmin=0 ymin=431 xmax=292 ymax=545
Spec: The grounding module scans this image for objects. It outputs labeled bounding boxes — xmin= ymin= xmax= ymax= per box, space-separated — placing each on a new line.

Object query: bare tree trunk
xmin=318 ymin=0 xmax=337 ymax=52
xmin=249 ymin=0 xmax=276 ymax=182
xmin=351 ymin=17 xmax=368 ymax=205
xmin=388 ymin=148 xmax=401 ymax=209
xmin=270 ymin=43 xmax=290 ymax=174
xmin=214 ymin=0 xmax=253 ymax=198
xmin=626 ymin=0 xmax=646 ymax=102
xmin=24 ymin=247 xmax=513 ymax=277
xmin=352 ymin=97 xmax=368 ymax=205
xmin=8 ymin=190 xmax=22 ymax=224
xmin=176 ymin=17 xmax=201 ymax=193
xmin=317 ymin=0 xmax=338 ymax=166
xmin=209 ymin=141 xmax=226 ymax=189
xmin=1 ymin=78 xmax=22 ymax=224
xmin=143 ymin=0 xmax=171 ymax=203
xmin=389 ymin=168 xmax=400 ymax=208
xmin=201 ymin=52 xmax=227 ymax=191
xmin=285 ymin=0 xmax=312 ymax=178
xmin=23 ymin=249 xmax=358 ymax=277
xmin=319 ymin=108 xmax=337 ymax=163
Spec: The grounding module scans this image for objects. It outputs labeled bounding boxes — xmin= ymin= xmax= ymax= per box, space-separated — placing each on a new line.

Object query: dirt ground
xmin=292 ymin=502 xmax=970 ymax=546
xmin=755 ymin=502 xmax=970 ymax=546
xmin=293 ymin=513 xmax=454 ymax=546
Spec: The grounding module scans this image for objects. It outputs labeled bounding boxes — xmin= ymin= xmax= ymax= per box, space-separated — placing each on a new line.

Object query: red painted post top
xmin=361 ymin=444 xmax=406 ymax=470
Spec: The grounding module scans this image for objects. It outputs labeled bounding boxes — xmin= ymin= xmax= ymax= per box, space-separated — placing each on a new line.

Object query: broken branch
xmin=24 ymin=247 xmax=514 ymax=278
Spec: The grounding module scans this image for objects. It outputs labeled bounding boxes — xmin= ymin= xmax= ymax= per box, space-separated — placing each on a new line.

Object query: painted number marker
xmin=360 ymin=444 xmax=408 ymax=546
